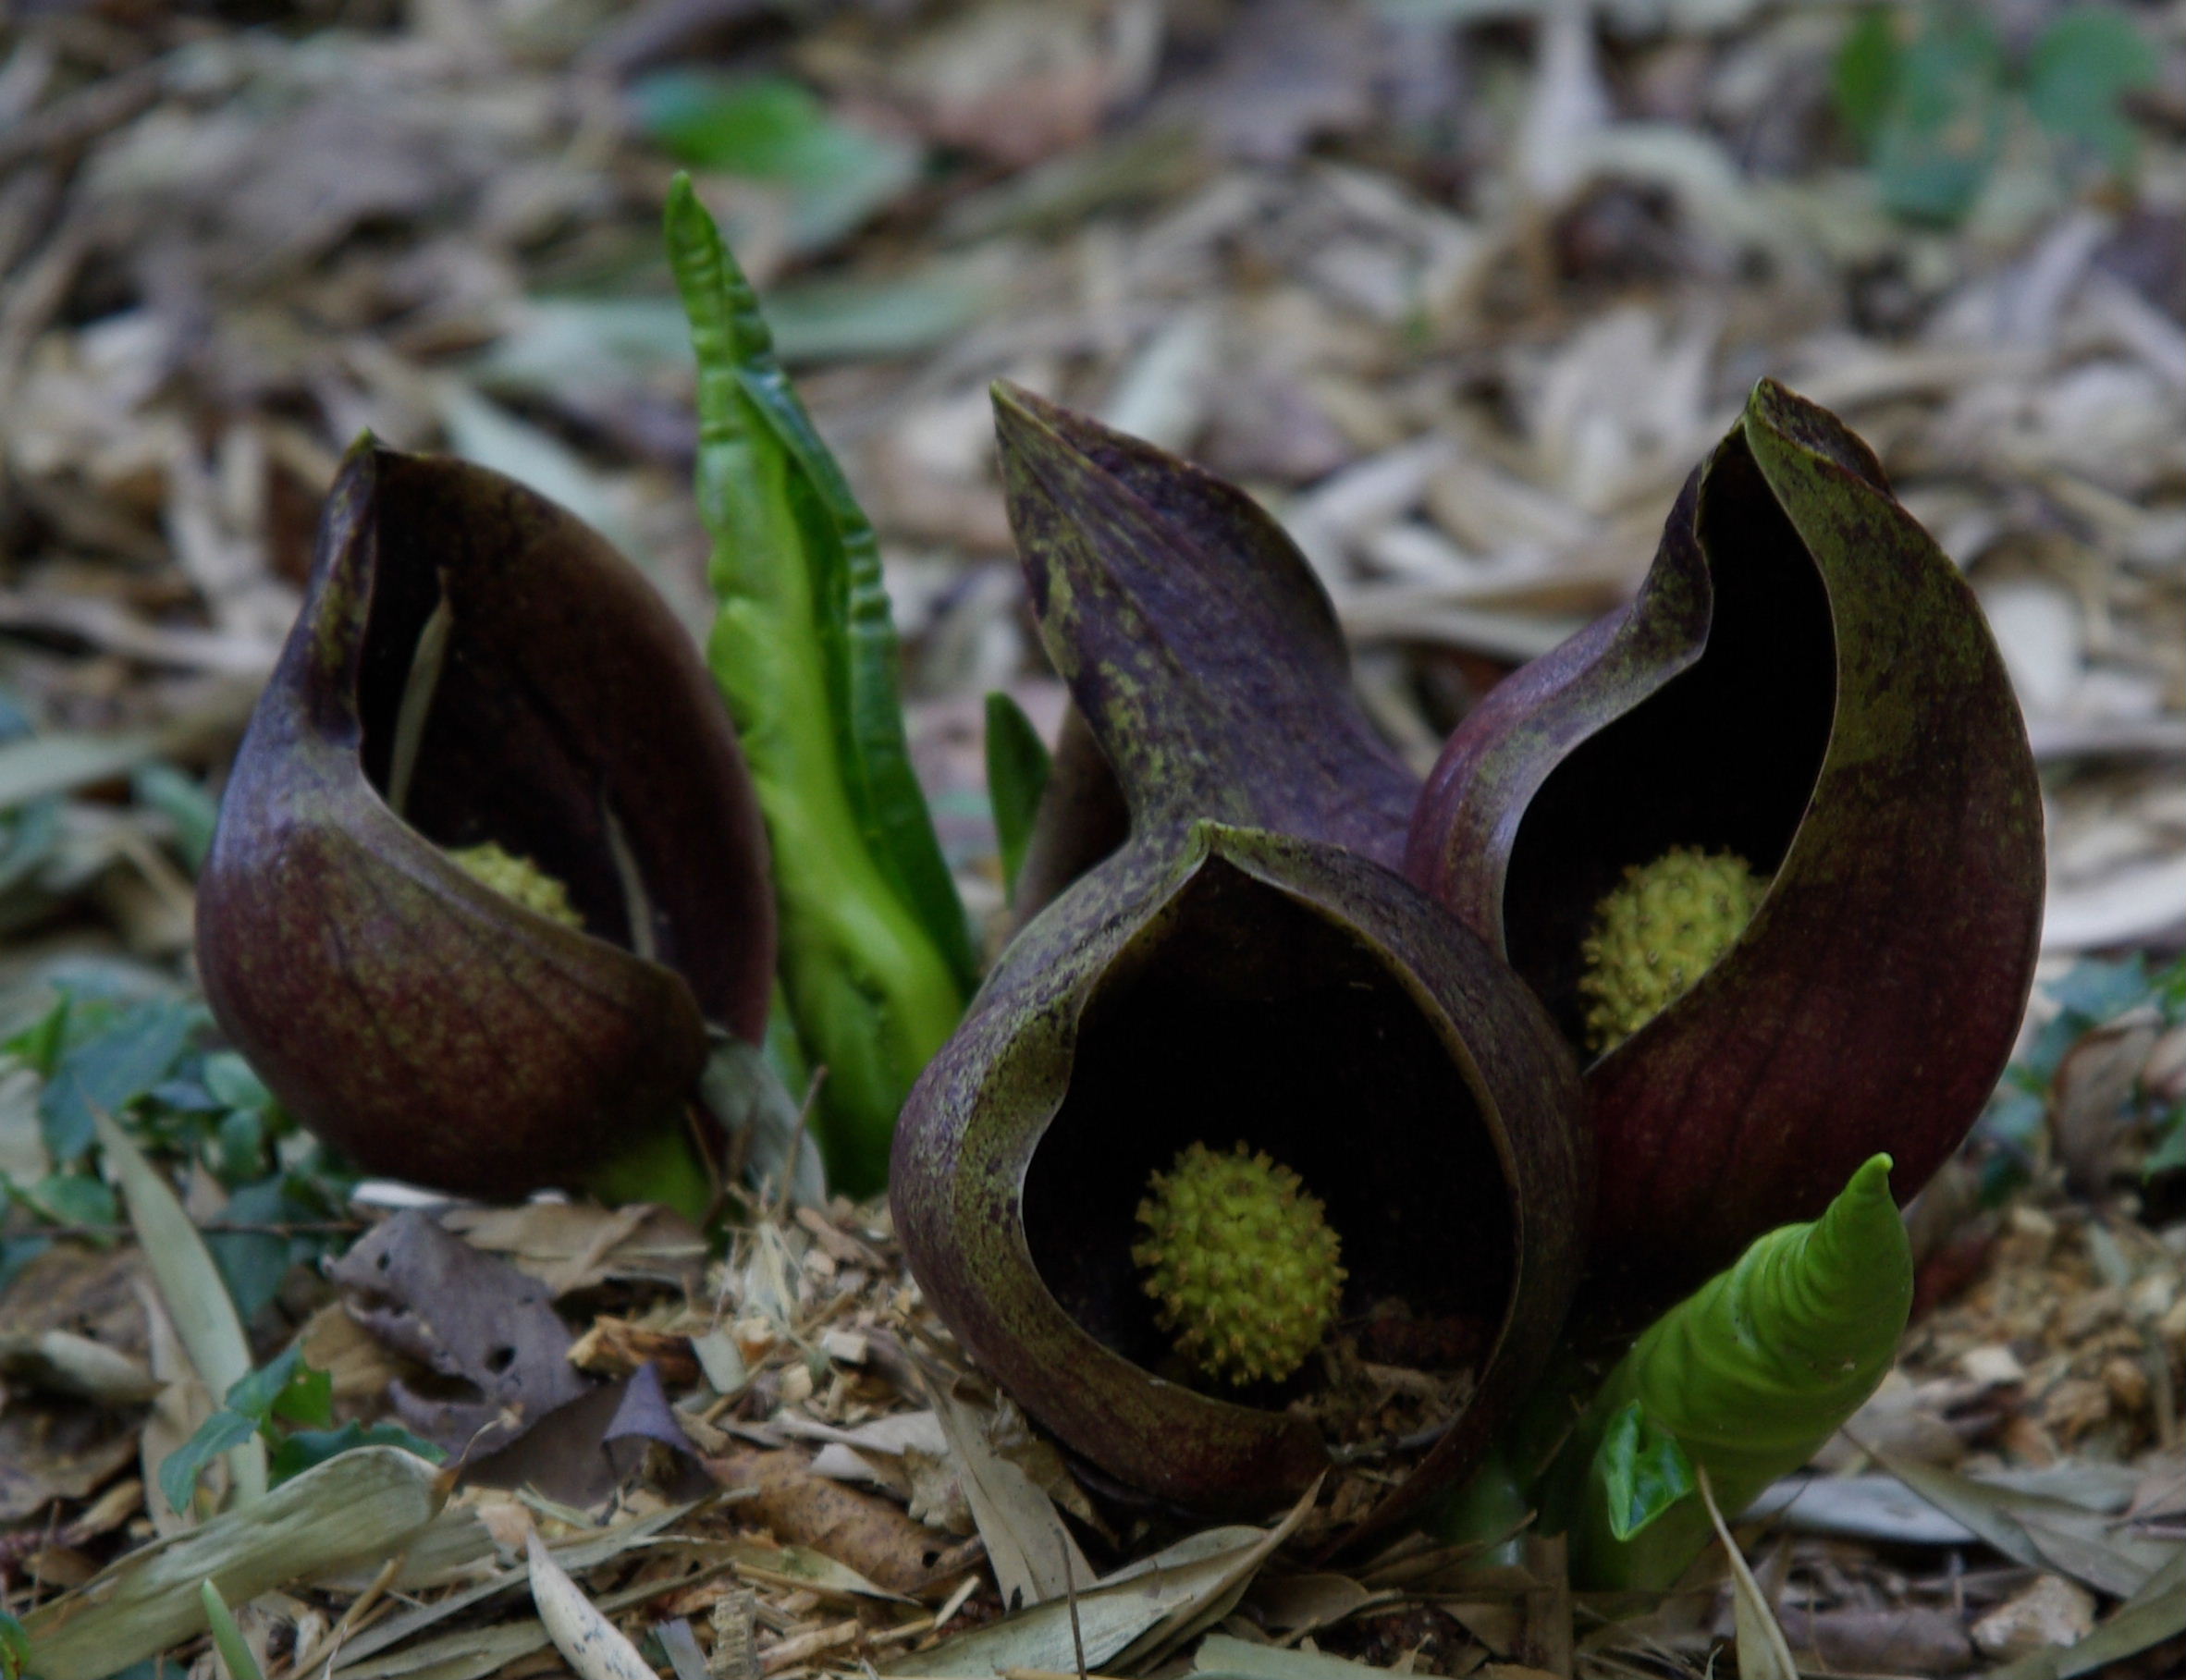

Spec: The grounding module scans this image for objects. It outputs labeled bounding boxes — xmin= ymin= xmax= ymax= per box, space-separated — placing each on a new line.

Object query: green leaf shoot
xmin=199 ymin=1581 xmax=266 ymax=1680
xmin=1545 ymin=1154 xmax=1912 ymax=1589
xmin=666 ymin=173 xmax=971 ymax=1193
xmin=983 ymin=692 xmax=1052 ymax=903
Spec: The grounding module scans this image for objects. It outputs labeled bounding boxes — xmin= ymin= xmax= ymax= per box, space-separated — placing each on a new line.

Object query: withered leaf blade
xmin=1408 ymin=379 xmax=2044 ymax=1320
xmin=196 ymin=445 xmax=775 ymax=1197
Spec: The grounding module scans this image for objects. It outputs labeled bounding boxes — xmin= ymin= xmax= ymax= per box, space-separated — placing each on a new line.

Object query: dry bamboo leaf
xmin=709 ymin=1447 xmax=969 ymax=1597
xmin=1879 ymin=1452 xmax=2181 ymax=1598
xmin=23 ymin=1447 xmax=447 ymax=1680
xmin=926 ymin=1377 xmax=1090 ymax=1611
xmin=92 ymin=1105 xmax=264 ymax=1507
xmin=526 ymin=1531 xmax=658 ymax=1680
xmin=883 ymin=1526 xmax=1266 ymax=1678
xmin=1697 ymin=1466 xmax=1796 ymax=1680
xmin=0 ymin=1328 xmax=162 ymax=1404
xmin=1189 ymin=1633 xmax=1392 ymax=1679
xmin=326 ymin=1500 xmax=707 ymax=1672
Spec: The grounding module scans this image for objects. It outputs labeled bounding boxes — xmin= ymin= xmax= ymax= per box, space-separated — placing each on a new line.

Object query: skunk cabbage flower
xmin=893 ymin=389 xmax=1588 ymax=1520
xmin=197 ymin=445 xmax=776 ymax=1202
xmin=1406 ymin=381 xmax=2043 ymax=1322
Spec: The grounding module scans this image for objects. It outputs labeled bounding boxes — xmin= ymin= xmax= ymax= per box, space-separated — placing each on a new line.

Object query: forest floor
xmin=8 ymin=1 xmax=2186 ymax=1675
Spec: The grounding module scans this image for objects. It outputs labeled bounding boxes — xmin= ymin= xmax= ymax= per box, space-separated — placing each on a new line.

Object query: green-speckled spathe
xmin=196 ymin=445 xmax=775 ymax=1198
xmin=892 ymin=390 xmax=1589 ymax=1530
xmin=1408 ymin=380 xmax=2044 ymax=1325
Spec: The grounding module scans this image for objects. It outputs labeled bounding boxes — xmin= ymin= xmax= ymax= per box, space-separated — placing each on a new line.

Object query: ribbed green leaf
xmin=666 ymin=174 xmax=971 ymax=1191
xmin=1545 ymin=1154 xmax=1911 ymax=1589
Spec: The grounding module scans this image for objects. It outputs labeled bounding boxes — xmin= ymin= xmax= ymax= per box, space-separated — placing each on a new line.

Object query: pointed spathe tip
xmin=989 ymin=380 xmax=1075 ymax=445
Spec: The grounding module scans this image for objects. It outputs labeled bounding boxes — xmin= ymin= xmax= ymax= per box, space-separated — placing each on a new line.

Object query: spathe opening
xmin=353 ymin=472 xmax=640 ymax=951
xmin=1503 ymin=441 xmax=1836 ymax=1053
xmin=1023 ymin=856 xmax=1515 ymax=1404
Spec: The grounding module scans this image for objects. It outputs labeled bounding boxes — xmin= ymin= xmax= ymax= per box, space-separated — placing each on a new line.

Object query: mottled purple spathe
xmin=892 ymin=389 xmax=1589 ymax=1530
xmin=1408 ymin=380 xmax=2045 ymax=1326
xmin=197 ymin=445 xmax=775 ymax=1196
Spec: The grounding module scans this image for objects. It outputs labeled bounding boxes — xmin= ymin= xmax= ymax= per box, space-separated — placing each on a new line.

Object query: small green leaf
xmin=633 ymin=74 xmax=921 ymax=252
xmin=2027 ymin=7 xmax=2156 ymax=172
xmin=269 ymin=1421 xmax=444 ymax=1483
xmin=0 ymin=795 xmax=61 ymax=896
xmin=984 ymin=693 xmax=1053 ymax=902
xmin=2144 ymin=1106 xmax=2186 ymax=1180
xmin=1833 ymin=7 xmax=1903 ymax=147
xmin=202 ymin=1053 xmax=272 ymax=1113
xmin=199 ymin=1581 xmax=265 ymax=1680
xmin=40 ymin=1000 xmax=197 ymax=1162
xmin=22 ymin=1171 xmax=117 ymax=1229
xmin=132 ymin=764 xmax=219 ymax=874
xmin=1858 ymin=6 xmax=2008 ymax=225
xmin=1595 ymin=1400 xmax=1696 ymax=1542
xmin=9 ymin=995 xmax=71 ymax=1078
xmin=0 ymin=1613 xmax=29 ymax=1680
xmin=158 ymin=1410 xmax=262 ymax=1518
xmin=204 ymin=1176 xmax=327 ymax=1324
xmin=214 ymin=1109 xmax=267 ymax=1183
xmin=0 ymin=1235 xmax=50 ymax=1294
xmin=636 ymin=73 xmax=874 ymax=185
xmin=227 ymin=1345 xmax=333 ymax=1429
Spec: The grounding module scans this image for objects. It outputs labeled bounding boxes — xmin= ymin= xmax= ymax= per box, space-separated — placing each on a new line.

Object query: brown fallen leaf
xmin=708 ymin=1446 xmax=982 ymax=1598
xmin=1780 ymin=1604 xmax=1976 ymax=1674
xmin=568 ymin=1317 xmax=702 ymax=1385
xmin=329 ymin=1211 xmax=590 ymax=1456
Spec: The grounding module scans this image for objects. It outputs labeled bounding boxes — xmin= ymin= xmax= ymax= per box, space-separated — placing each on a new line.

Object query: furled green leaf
xmin=667 ymin=174 xmax=971 ymax=1192
xmin=983 ymin=693 xmax=1052 ymax=902
xmin=1543 ymin=1155 xmax=1911 ymax=1590
xmin=1595 ymin=1400 xmax=1696 ymax=1543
